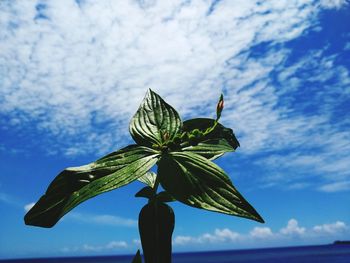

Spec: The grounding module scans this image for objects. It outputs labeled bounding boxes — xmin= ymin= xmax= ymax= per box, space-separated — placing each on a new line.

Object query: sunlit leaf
xmin=138 ymin=171 xmax=157 ymax=188
xmin=25 ymin=145 xmax=159 ymax=228
xmin=129 ymin=89 xmax=182 ymax=147
xmin=182 ymin=139 xmax=234 ymax=160
xmin=158 ymin=152 xmax=263 ymax=223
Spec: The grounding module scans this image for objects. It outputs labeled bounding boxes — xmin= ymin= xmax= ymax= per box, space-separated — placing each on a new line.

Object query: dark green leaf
xmin=158 ymin=152 xmax=264 ymax=223
xmin=156 ymin=191 xmax=176 ymax=203
xmin=132 ymin=250 xmax=142 ymax=263
xmin=182 ymin=139 xmax=234 ymax=160
xmin=138 ymin=171 xmax=157 ymax=188
xmin=129 ymin=89 xmax=182 ymax=147
xmin=182 ymin=118 xmax=239 ymax=159
xmin=25 ymin=145 xmax=159 ymax=228
xmin=135 ymin=186 xmax=155 ymax=199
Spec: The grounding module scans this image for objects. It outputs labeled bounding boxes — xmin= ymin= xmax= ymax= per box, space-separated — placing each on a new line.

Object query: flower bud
xmin=216 ymin=94 xmax=224 ymax=121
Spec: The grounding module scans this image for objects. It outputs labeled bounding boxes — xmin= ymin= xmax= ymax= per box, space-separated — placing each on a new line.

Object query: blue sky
xmin=0 ymin=0 xmax=350 ymax=259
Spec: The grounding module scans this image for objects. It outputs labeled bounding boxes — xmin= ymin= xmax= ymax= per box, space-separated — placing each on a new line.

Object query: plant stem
xmin=139 ymin=171 xmax=174 ymax=263
xmin=179 ymin=121 xmax=219 ymax=149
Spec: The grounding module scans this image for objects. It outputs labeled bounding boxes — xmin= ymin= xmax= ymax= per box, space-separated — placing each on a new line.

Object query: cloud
xmin=104 ymin=241 xmax=128 ymax=249
xmin=60 ymin=219 xmax=348 ymax=253
xmin=250 ymin=227 xmax=274 ymax=239
xmin=24 ymin=202 xmax=35 ymax=212
xmin=319 ymin=0 xmax=349 ymax=9
xmin=257 ymin=142 xmax=350 ymax=191
xmin=0 ymin=1 xmax=349 ymax=192
xmin=0 ymin=192 xmax=23 ymax=207
xmin=0 ymin=192 xmax=15 ymax=205
xmin=174 ymin=228 xmax=240 ymax=245
xmin=313 ymin=221 xmax=348 ymax=235
xmin=318 ymin=181 xmax=350 ymax=192
xmin=0 ymin=1 xmax=345 ymax=155
xmin=173 ymin=235 xmax=195 ymax=246
xmin=280 ymin=219 xmax=305 ymax=236
xmin=62 ymin=240 xmax=128 ymax=253
xmin=214 ymin=228 xmax=241 ymax=241
xmin=67 ymin=212 xmax=137 ymax=227
xmin=173 ymin=219 xmax=348 ymax=246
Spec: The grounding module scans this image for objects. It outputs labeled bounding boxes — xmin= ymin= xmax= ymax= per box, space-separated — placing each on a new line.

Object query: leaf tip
xmin=131 ymin=249 xmax=142 ymax=263
xmin=246 ymin=205 xmax=265 ymax=224
xmin=24 ymin=213 xmax=55 ymax=228
xmin=255 ymin=213 xmax=265 ymax=223
xmin=146 ymin=88 xmax=155 ymax=96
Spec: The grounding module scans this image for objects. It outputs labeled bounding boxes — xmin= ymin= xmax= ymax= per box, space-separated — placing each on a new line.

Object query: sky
xmin=0 ymin=0 xmax=350 ymax=259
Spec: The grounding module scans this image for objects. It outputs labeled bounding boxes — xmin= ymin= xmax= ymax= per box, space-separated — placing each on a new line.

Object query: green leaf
xmin=182 ymin=139 xmax=234 ymax=160
xmin=129 ymin=89 xmax=182 ymax=147
xmin=135 ymin=186 xmax=155 ymax=199
xmin=156 ymin=191 xmax=176 ymax=203
xmin=182 ymin=118 xmax=239 ymax=159
xmin=158 ymin=152 xmax=264 ymax=223
xmin=132 ymin=250 xmax=142 ymax=263
xmin=138 ymin=171 xmax=157 ymax=188
xmin=24 ymin=145 xmax=159 ymax=228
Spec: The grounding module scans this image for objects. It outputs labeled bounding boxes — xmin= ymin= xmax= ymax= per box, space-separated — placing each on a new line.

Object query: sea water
xmin=1 ymin=244 xmax=349 ymax=263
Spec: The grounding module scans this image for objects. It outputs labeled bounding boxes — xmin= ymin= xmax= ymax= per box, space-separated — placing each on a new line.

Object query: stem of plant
xmin=152 ymin=176 xmax=160 ymax=197
xmin=138 ymin=172 xmax=174 ymax=263
xmin=153 ymin=175 xmax=160 ymax=262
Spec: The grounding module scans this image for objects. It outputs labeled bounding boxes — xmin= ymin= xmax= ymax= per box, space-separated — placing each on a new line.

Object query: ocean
xmin=1 ymin=244 xmax=349 ymax=263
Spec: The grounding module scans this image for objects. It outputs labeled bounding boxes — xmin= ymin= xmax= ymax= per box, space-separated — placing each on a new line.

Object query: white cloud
xmin=319 ymin=0 xmax=349 ymax=9
xmin=174 ymin=228 xmax=240 ymax=245
xmin=24 ymin=202 xmax=35 ymax=212
xmin=88 ymin=214 xmax=137 ymax=227
xmin=105 ymin=241 xmax=128 ymax=250
xmin=0 ymin=1 xmax=344 ymax=155
xmin=0 ymin=192 xmax=21 ymax=207
xmin=250 ymin=227 xmax=273 ymax=239
xmin=214 ymin=228 xmax=240 ymax=241
xmin=287 ymin=183 xmax=310 ymax=190
xmin=318 ymin=181 xmax=350 ymax=192
xmin=0 ymin=1 xmax=349 ymax=191
xmin=0 ymin=192 xmax=14 ymax=205
xmin=173 ymin=219 xmax=348 ymax=246
xmin=313 ymin=221 xmax=347 ymax=235
xmin=67 ymin=212 xmax=137 ymax=227
xmin=280 ymin=219 xmax=305 ymax=236
xmin=256 ymin=121 xmax=350 ymax=189
xmin=62 ymin=240 xmax=128 ymax=253
xmin=173 ymin=235 xmax=196 ymax=245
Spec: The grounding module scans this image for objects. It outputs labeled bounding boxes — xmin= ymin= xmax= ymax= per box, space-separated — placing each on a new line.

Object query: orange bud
xmin=216 ymin=94 xmax=224 ymax=120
